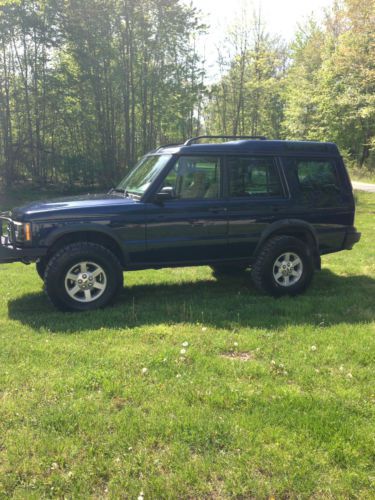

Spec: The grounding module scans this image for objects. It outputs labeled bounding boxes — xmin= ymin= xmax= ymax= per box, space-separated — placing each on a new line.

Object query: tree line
xmin=0 ymin=0 xmax=205 ymax=186
xmin=205 ymin=0 xmax=374 ymax=171
xmin=0 ymin=0 xmax=374 ymax=188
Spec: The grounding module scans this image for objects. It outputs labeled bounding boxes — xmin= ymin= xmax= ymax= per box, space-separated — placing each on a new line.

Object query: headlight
xmin=13 ymin=222 xmax=32 ymax=242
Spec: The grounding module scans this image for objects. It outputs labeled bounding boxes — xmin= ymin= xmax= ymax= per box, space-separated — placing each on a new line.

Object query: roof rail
xmin=156 ymin=142 xmax=183 ymax=152
xmin=184 ymin=135 xmax=267 ymax=146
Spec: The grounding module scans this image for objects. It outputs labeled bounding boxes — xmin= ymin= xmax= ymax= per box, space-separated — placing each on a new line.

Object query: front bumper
xmin=0 ymin=215 xmax=46 ymax=264
xmin=343 ymin=227 xmax=361 ymax=250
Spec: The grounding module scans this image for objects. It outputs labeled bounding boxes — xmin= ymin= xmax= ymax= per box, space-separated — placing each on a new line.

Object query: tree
xmin=282 ymin=0 xmax=375 ymax=169
xmin=205 ymin=9 xmax=287 ymax=140
xmin=0 ymin=0 xmax=206 ymax=186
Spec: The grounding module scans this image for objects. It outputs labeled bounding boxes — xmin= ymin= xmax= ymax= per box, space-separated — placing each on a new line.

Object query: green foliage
xmin=0 ymin=0 xmax=205 ymax=186
xmin=282 ymin=0 xmax=375 ymax=169
xmin=205 ymin=15 xmax=287 ymax=139
xmin=206 ymin=0 xmax=374 ymax=173
xmin=281 ymin=20 xmax=325 ymax=140
xmin=0 ymin=0 xmax=374 ymax=187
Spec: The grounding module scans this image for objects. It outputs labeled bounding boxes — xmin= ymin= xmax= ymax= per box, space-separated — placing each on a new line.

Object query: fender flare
xmin=42 ymin=223 xmax=129 ymax=263
xmin=254 ymin=219 xmax=319 ymax=257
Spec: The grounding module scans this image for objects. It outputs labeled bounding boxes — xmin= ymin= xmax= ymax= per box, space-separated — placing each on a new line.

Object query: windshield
xmin=117 ymin=155 xmax=172 ymax=196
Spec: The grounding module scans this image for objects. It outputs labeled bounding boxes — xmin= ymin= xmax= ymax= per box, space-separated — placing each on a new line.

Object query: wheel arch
xmin=44 ymin=226 xmax=127 ymax=267
xmin=254 ymin=219 xmax=320 ymax=267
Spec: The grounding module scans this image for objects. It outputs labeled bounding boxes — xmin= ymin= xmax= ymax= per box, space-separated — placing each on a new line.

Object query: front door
xmin=145 ymin=155 xmax=228 ymax=264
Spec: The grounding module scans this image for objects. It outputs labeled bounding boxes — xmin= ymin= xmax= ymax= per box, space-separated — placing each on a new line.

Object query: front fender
xmin=40 ymin=222 xmax=128 ymax=262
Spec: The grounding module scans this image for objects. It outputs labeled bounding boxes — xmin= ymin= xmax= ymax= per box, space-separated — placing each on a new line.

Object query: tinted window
xmin=227 ymin=157 xmax=283 ymax=197
xmin=161 ymin=156 xmax=220 ymax=199
xmin=284 ymin=158 xmax=341 ymax=206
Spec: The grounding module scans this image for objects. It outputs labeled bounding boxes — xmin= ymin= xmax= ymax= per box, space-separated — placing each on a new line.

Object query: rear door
xmin=144 ymin=155 xmax=228 ymax=263
xmin=225 ymin=155 xmax=290 ymax=258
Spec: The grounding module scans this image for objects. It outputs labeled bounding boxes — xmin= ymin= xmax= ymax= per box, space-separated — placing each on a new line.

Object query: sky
xmin=189 ymin=0 xmax=334 ymax=79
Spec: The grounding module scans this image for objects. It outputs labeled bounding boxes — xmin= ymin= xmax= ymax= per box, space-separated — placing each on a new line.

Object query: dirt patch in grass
xmin=111 ymin=396 xmax=129 ymax=410
xmin=220 ymin=351 xmax=256 ymax=361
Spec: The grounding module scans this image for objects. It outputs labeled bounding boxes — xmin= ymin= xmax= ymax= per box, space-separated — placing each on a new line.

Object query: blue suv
xmin=0 ymin=136 xmax=361 ymax=311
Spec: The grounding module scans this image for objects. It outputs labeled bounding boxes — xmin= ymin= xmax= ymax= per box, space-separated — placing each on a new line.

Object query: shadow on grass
xmin=7 ymin=269 xmax=375 ymax=334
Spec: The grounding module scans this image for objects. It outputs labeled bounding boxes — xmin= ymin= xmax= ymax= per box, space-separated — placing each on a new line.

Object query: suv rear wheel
xmin=44 ymin=242 xmax=123 ymax=311
xmin=251 ymin=235 xmax=314 ymax=296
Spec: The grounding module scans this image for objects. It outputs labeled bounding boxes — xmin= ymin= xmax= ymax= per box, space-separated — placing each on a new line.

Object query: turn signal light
xmin=25 ymin=223 xmax=32 ymax=242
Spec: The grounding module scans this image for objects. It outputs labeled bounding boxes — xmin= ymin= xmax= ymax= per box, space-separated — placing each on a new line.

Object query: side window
xmin=227 ymin=156 xmax=283 ymax=198
xmin=283 ymin=158 xmax=341 ymax=206
xmin=161 ymin=156 xmax=220 ymax=200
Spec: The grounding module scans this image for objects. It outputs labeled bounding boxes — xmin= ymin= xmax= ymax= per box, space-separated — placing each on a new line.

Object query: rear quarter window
xmin=283 ymin=157 xmax=342 ymax=207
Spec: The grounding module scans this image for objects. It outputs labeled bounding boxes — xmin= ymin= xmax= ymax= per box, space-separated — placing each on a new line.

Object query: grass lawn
xmin=0 ymin=190 xmax=374 ymax=498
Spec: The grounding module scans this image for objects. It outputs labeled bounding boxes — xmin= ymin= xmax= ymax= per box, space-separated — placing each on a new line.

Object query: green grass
xmin=0 ymin=190 xmax=374 ymax=498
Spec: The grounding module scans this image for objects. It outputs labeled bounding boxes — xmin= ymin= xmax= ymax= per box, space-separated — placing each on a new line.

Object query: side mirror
xmin=154 ymin=186 xmax=175 ymax=203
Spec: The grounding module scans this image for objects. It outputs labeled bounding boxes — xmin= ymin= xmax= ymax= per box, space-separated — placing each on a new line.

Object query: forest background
xmin=0 ymin=0 xmax=374 ymax=188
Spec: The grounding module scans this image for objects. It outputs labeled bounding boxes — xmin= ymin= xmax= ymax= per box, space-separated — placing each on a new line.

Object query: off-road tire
xmin=44 ymin=242 xmax=123 ymax=312
xmin=36 ymin=258 xmax=48 ymax=280
xmin=251 ymin=235 xmax=314 ymax=296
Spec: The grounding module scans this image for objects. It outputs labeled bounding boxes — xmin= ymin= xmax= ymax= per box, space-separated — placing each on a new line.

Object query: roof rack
xmin=184 ymin=135 xmax=267 ymax=146
xmin=156 ymin=142 xmax=184 ymax=152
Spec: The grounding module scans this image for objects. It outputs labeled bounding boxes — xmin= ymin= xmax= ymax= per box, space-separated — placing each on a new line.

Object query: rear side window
xmin=283 ymin=157 xmax=342 ymax=206
xmin=227 ymin=157 xmax=283 ymax=198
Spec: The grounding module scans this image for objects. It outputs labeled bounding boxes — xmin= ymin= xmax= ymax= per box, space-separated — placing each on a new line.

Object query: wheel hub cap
xmin=64 ymin=261 xmax=107 ymax=303
xmin=77 ymin=272 xmax=95 ymax=290
xmin=273 ymin=252 xmax=303 ymax=287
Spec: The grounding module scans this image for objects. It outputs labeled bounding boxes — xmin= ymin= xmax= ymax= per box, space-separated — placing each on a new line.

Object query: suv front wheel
xmin=36 ymin=258 xmax=47 ymax=280
xmin=251 ymin=235 xmax=314 ymax=296
xmin=44 ymin=242 xmax=123 ymax=311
